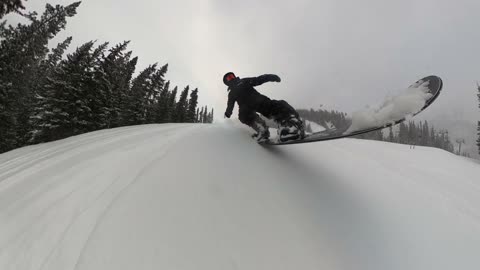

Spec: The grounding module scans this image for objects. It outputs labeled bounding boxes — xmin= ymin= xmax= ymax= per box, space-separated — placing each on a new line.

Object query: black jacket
xmin=225 ymin=74 xmax=280 ymax=117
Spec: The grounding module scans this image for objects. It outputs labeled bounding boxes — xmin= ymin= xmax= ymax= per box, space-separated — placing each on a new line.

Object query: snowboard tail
xmin=260 ymin=75 xmax=443 ymax=146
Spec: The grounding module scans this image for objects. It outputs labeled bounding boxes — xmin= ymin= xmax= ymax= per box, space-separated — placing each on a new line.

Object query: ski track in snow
xmin=1 ymin=121 xmax=480 ymax=270
xmin=0 ymin=124 xmax=200 ymax=270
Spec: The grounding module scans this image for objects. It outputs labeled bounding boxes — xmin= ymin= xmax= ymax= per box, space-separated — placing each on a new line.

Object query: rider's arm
xmin=224 ymin=91 xmax=236 ymax=118
xmin=243 ymin=74 xmax=281 ymax=87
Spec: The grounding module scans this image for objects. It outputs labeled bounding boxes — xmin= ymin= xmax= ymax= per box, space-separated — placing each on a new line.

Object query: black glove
xmin=272 ymin=75 xmax=281 ymax=82
xmin=224 ymin=111 xmax=231 ymax=118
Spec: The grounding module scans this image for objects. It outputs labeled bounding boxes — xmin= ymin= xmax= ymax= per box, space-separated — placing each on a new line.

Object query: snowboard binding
xmin=250 ymin=115 xmax=270 ymax=142
xmin=277 ymin=115 xmax=305 ymax=142
xmin=252 ymin=131 xmax=270 ymax=143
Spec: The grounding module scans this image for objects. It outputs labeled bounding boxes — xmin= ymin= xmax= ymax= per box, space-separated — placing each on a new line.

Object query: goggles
xmin=225 ymin=73 xmax=236 ymax=82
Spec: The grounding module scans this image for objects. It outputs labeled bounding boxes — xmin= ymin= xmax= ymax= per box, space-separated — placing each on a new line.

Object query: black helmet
xmin=223 ymin=72 xmax=237 ymax=86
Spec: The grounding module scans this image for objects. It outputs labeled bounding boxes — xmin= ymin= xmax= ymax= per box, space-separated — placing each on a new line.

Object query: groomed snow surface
xmin=1 ymin=121 xmax=480 ymax=270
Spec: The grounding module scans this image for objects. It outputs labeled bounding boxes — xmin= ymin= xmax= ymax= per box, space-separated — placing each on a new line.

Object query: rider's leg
xmin=239 ymin=107 xmax=270 ymax=140
xmin=258 ymin=99 xmax=304 ymax=140
xmin=258 ymin=100 xmax=298 ymax=121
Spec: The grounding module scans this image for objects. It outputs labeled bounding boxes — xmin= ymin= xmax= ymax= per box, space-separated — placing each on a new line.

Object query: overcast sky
xmin=14 ymin=0 xmax=480 ymax=122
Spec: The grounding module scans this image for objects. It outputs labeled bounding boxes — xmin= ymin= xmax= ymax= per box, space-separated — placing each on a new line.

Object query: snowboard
xmin=260 ymin=75 xmax=443 ymax=146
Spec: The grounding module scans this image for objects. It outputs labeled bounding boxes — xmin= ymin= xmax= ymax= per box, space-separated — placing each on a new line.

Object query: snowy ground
xmin=304 ymin=120 xmax=326 ymax=133
xmin=1 ymin=121 xmax=480 ymax=270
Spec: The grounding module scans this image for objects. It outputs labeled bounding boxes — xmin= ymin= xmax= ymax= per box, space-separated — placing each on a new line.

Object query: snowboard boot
xmin=252 ymin=130 xmax=270 ymax=142
xmin=251 ymin=116 xmax=270 ymax=142
xmin=277 ymin=115 xmax=305 ymax=142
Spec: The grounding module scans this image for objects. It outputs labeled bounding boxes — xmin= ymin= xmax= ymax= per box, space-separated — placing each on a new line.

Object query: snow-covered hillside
xmin=304 ymin=120 xmax=326 ymax=133
xmin=1 ymin=121 xmax=480 ymax=270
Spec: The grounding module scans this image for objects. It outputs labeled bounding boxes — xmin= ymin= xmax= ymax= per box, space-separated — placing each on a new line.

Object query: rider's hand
xmin=224 ymin=111 xmax=231 ymax=118
xmin=272 ymin=75 xmax=281 ymax=82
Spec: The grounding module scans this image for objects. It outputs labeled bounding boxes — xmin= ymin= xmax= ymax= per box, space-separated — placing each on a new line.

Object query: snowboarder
xmin=223 ymin=72 xmax=305 ymax=142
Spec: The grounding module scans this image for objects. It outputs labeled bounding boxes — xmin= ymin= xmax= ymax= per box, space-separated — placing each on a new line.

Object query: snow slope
xmin=304 ymin=120 xmax=326 ymax=133
xmin=1 ymin=121 xmax=480 ymax=270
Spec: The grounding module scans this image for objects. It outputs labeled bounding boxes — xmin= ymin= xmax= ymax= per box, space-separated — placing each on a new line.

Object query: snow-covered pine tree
xmin=155 ymin=80 xmax=171 ymax=123
xmin=174 ymin=86 xmax=189 ymax=123
xmin=354 ymin=129 xmax=383 ymax=141
xmin=477 ymin=84 xmax=480 ymax=155
xmin=430 ymin=126 xmax=435 ymax=147
xmin=0 ymin=0 xmax=26 ymax=18
xmin=98 ymin=41 xmax=138 ymax=128
xmin=422 ymin=120 xmax=429 ymax=146
xmin=297 ymin=108 xmax=349 ymax=130
xmin=30 ymin=41 xmax=98 ymax=142
xmin=195 ymin=108 xmax=200 ymax=123
xmin=388 ymin=127 xmax=394 ymax=142
xmin=398 ymin=122 xmax=407 ymax=144
xmin=29 ymin=37 xmax=73 ymax=140
xmin=0 ymin=2 xmax=80 ymax=152
xmin=125 ymin=64 xmax=158 ymax=125
xmin=85 ymin=42 xmax=115 ymax=131
xmin=376 ymin=130 xmax=384 ymax=141
xmin=143 ymin=64 xmax=167 ymax=124
xmin=416 ymin=122 xmax=422 ymax=145
xmin=209 ymin=108 xmax=214 ymax=123
xmin=441 ymin=131 xmax=453 ymax=152
xmin=203 ymin=106 xmax=208 ymax=123
xmin=166 ymin=86 xmax=178 ymax=122
xmin=199 ymin=107 xmax=204 ymax=123
xmin=408 ymin=121 xmax=416 ymax=145
xmin=434 ymin=130 xmax=443 ymax=149
xmin=445 ymin=132 xmax=454 ymax=153
xmin=186 ymin=88 xmax=198 ymax=123
xmin=38 ymin=37 xmax=73 ymax=78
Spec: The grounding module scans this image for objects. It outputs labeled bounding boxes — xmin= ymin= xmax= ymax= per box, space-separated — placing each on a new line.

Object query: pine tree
xmin=145 ymin=64 xmax=167 ymax=124
xmin=125 ymin=64 xmax=158 ymax=125
xmin=30 ymin=41 xmax=98 ymax=142
xmin=408 ymin=121 xmax=416 ymax=145
xmin=398 ymin=122 xmax=407 ymax=144
xmin=298 ymin=108 xmax=349 ymax=130
xmin=28 ymin=37 xmax=73 ymax=138
xmin=388 ymin=127 xmax=394 ymax=142
xmin=156 ymin=80 xmax=171 ymax=123
xmin=186 ymin=88 xmax=198 ymax=123
xmin=430 ymin=126 xmax=435 ymax=147
xmin=209 ymin=108 xmax=214 ymax=123
xmin=478 ymin=121 xmax=480 ymax=155
xmin=1 ymin=1 xmax=214 ymax=152
xmin=0 ymin=0 xmax=26 ymax=18
xmin=199 ymin=107 xmax=204 ymax=123
xmin=98 ymin=41 xmax=138 ymax=127
xmin=0 ymin=2 xmax=81 ymax=151
xmin=174 ymin=86 xmax=189 ymax=123
xmin=38 ymin=37 xmax=73 ymax=78
xmin=203 ymin=106 xmax=208 ymax=123
xmin=477 ymin=84 xmax=480 ymax=155
xmin=78 ymin=42 xmax=109 ymax=131
xmin=166 ymin=86 xmax=178 ymax=122
xmin=422 ymin=120 xmax=429 ymax=146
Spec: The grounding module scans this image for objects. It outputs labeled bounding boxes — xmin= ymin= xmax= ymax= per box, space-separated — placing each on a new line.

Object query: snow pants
xmin=238 ymin=99 xmax=299 ymax=127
